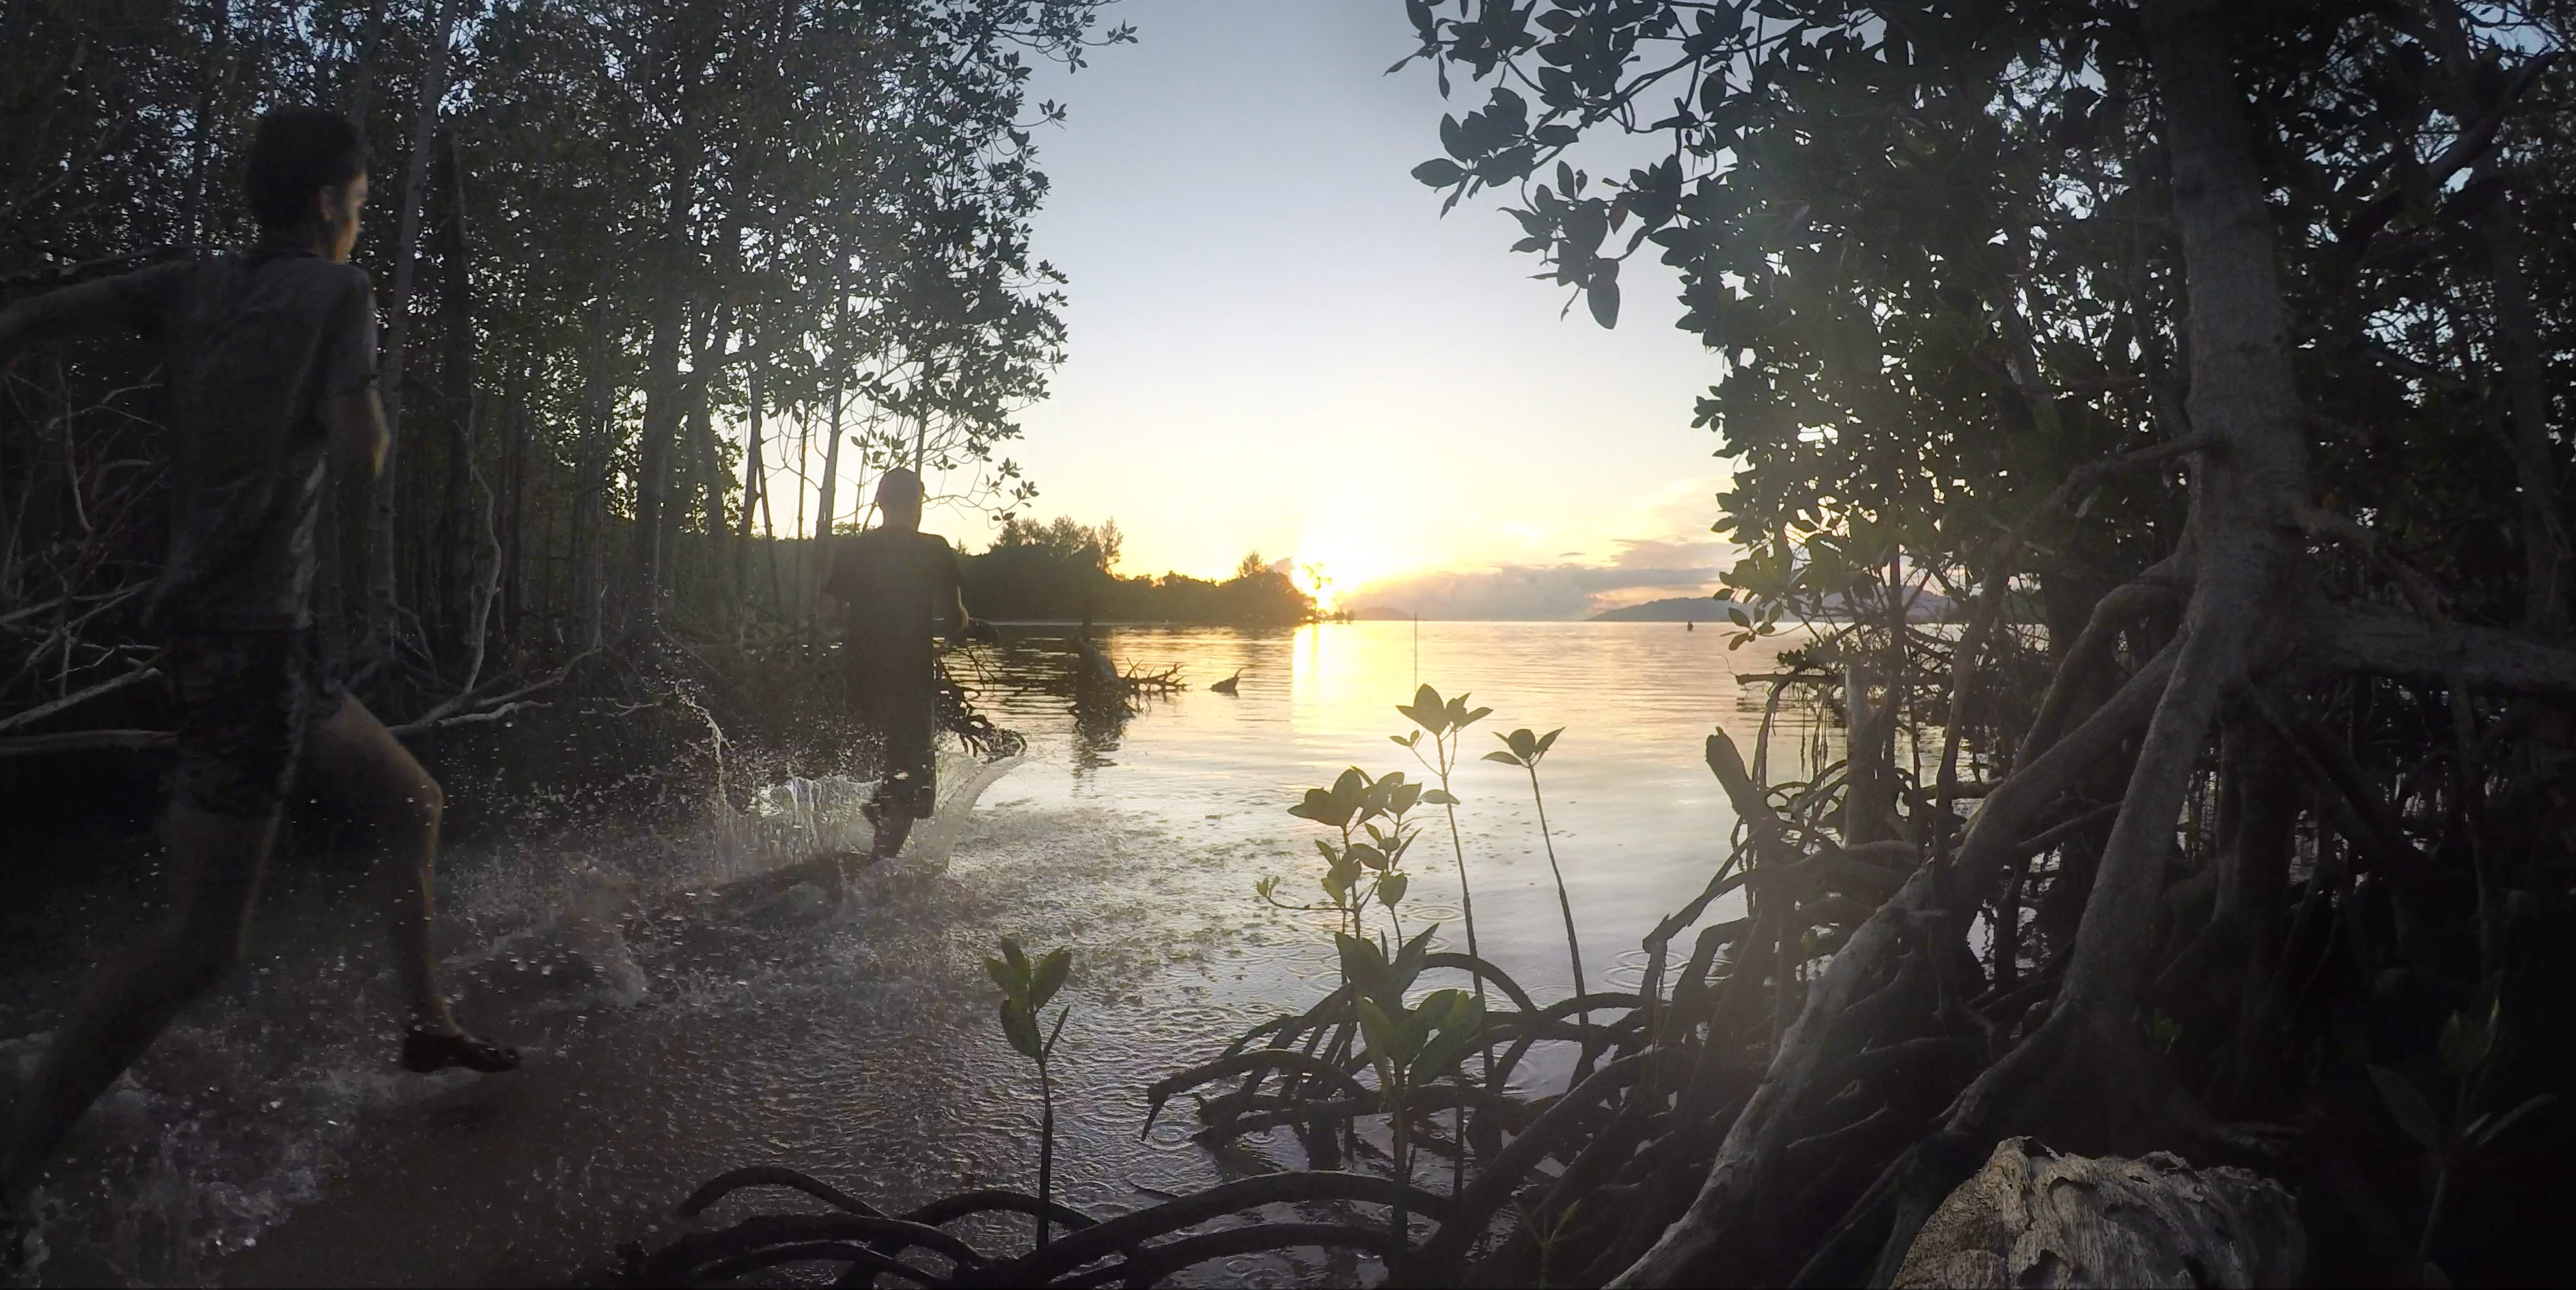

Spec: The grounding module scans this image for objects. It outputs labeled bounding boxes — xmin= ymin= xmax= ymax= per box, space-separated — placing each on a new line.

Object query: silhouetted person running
xmin=820 ymin=469 xmax=971 ymax=880
xmin=0 ymin=107 xmax=515 ymax=1220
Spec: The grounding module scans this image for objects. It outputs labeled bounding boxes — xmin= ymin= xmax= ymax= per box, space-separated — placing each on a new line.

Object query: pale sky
xmin=942 ymin=0 xmax=1736 ymax=615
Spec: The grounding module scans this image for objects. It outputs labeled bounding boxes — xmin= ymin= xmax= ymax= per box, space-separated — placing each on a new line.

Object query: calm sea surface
xmin=16 ymin=622 xmax=1830 ymax=1287
xmin=966 ymin=621 xmax=1829 ymax=1000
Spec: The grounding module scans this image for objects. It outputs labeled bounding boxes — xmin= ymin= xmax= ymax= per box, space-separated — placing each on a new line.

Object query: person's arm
xmin=320 ymin=272 xmax=387 ymax=480
xmin=819 ymin=538 xmax=861 ymax=629
xmin=0 ymin=271 xmax=169 ymax=369
xmin=324 ymin=385 xmax=391 ymax=480
xmin=935 ymin=540 xmax=969 ymax=642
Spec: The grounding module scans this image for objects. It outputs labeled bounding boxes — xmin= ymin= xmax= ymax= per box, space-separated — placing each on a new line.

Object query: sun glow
xmin=1289 ymin=560 xmax=1357 ymax=613
xmin=1290 ymin=532 xmax=1413 ymax=613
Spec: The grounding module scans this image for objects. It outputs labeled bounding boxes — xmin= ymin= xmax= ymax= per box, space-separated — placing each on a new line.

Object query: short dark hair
xmin=877 ymin=467 xmax=924 ymax=502
xmin=243 ymin=107 xmax=368 ymax=233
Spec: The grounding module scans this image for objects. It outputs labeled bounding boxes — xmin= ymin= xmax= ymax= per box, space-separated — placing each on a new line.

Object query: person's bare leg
xmin=0 ymin=808 xmax=274 ymax=1210
xmin=299 ymin=696 xmax=457 ymax=1034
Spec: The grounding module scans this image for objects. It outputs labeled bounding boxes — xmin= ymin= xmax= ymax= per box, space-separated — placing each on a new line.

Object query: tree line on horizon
xmin=958 ymin=514 xmax=1314 ymax=625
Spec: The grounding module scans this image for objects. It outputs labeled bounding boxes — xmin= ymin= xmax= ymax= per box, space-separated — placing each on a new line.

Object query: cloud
xmin=1611 ymin=536 xmax=1730 ymax=571
xmin=1344 ymin=475 xmax=1737 ymax=620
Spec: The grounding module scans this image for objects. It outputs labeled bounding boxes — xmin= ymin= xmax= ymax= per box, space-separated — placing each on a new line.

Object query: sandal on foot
xmin=400 ymin=1026 xmax=521 ymax=1074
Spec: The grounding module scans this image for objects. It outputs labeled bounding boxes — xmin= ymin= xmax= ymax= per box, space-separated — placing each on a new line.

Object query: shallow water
xmin=5 ymin=621 xmax=1831 ymax=1287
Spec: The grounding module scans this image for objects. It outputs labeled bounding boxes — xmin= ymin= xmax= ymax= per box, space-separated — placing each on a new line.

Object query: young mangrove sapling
xmin=985 ymin=935 xmax=1073 ymax=1252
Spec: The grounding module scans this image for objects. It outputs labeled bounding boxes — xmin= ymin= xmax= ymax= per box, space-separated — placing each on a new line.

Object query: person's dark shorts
xmin=167 ymin=629 xmax=342 ymax=819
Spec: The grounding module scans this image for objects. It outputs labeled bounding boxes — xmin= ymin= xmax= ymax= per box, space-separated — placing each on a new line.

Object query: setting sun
xmin=1290 ymin=531 xmax=1414 ymax=612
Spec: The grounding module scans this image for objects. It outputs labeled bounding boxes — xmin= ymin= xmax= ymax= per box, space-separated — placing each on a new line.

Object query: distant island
xmin=1588 ymin=596 xmax=1736 ymax=622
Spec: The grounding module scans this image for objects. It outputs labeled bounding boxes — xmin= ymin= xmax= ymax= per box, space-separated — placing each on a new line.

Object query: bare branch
xmin=0 ymin=728 xmax=171 ymax=760
xmin=0 ymin=663 xmax=156 ymax=735
xmin=2312 ymin=601 xmax=2576 ymax=704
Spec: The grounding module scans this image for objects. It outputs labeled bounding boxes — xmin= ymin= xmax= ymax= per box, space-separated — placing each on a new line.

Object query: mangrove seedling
xmin=986 ymin=935 xmax=1074 ymax=1252
xmin=1271 ymin=765 xmax=1426 ymax=942
xmin=1361 ymin=770 xmax=1425 ymax=939
xmin=1395 ymin=684 xmax=1492 ymax=967
xmin=1395 ymin=685 xmax=1493 ymax=1201
xmin=1518 ymin=1197 xmax=1585 ymax=1290
xmin=2368 ymin=993 xmax=2558 ymax=1278
xmin=1487 ymin=726 xmax=1590 ymax=1065
xmin=1344 ymin=925 xmax=1480 ymax=1246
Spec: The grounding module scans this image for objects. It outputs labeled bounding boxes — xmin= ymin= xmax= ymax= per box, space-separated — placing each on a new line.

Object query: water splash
xmin=697 ymin=750 xmax=1021 ymax=890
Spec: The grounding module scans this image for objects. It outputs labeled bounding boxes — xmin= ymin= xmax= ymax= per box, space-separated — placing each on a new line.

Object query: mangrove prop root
xmin=1049 ymin=1223 xmax=1412 ymax=1290
xmin=1143 ymin=1049 xmax=1372 ymax=1131
xmin=639 ymin=1212 xmax=986 ymax=1282
xmin=1421 ymin=950 xmax=1544 ymax=1017
xmin=693 ymin=1240 xmax=939 ymax=1287
xmin=1493 ymin=1006 xmax=1648 ymax=1093
xmin=680 ymin=1164 xmax=888 ymax=1218
xmin=1197 ymin=1080 xmax=1538 ymax=1141
xmin=1418 ymin=1053 xmax=1650 ymax=1269
xmin=900 ymin=1188 xmax=1101 ymax=1233
xmin=974 ymin=1170 xmax=1454 ymax=1285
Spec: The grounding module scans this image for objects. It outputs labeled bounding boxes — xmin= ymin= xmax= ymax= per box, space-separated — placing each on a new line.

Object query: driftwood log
xmin=1892 ymin=1137 xmax=2303 ymax=1289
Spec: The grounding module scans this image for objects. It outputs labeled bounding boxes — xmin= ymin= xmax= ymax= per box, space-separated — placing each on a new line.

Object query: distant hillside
xmin=1590 ymin=597 xmax=1735 ymax=622
xmin=1590 ymin=592 xmax=1958 ymax=622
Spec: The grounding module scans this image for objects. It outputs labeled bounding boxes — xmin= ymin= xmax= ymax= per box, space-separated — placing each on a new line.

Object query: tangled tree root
xmin=627 ymin=1166 xmax=1445 ymax=1287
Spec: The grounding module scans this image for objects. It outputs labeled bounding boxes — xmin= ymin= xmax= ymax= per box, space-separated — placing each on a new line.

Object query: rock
xmin=1894 ymin=1136 xmax=2303 ymax=1289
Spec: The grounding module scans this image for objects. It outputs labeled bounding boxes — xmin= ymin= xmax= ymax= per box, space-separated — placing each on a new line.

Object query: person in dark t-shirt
xmin=820 ymin=468 xmax=971 ymax=877
xmin=0 ymin=107 xmax=515 ymax=1219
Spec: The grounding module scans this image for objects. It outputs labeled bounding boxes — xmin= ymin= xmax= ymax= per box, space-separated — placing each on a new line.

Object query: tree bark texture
xmin=809 ymin=381 xmax=845 ymax=625
xmin=572 ymin=299 xmax=612 ymax=650
xmin=178 ymin=0 xmax=232 ymax=245
xmin=683 ymin=307 xmax=726 ymax=601
xmin=2479 ymin=184 xmax=2570 ymax=635
xmin=436 ymin=128 xmax=478 ymax=665
xmin=498 ymin=375 xmax=527 ymax=648
xmin=1843 ymin=659 xmax=1900 ymax=845
xmin=814 ymin=383 xmax=845 ymax=545
xmin=2423 ymin=0 xmax=2570 ymax=635
xmin=1890 ymin=1138 xmax=2302 ymax=1289
xmin=2064 ymin=0 xmax=2312 ymax=1016
xmin=366 ymin=0 xmax=463 ymax=667
xmin=628 ymin=75 xmax=702 ymax=606
xmin=344 ymin=0 xmax=387 ymax=121
xmin=736 ymin=360 xmax=763 ymax=612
